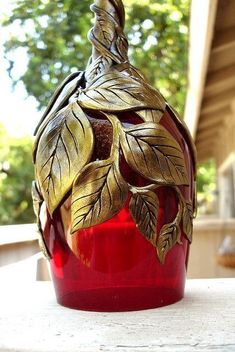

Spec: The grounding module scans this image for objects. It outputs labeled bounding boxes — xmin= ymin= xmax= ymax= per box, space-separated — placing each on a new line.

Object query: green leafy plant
xmin=2 ymin=0 xmax=190 ymax=114
xmin=0 ymin=124 xmax=34 ymax=224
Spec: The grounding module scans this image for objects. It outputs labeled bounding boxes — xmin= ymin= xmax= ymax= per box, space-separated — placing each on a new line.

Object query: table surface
xmin=0 ymin=277 xmax=235 ymax=352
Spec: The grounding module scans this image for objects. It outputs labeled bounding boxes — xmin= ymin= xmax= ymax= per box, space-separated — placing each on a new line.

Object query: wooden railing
xmin=0 ymin=218 xmax=235 ymax=280
xmin=188 ymin=217 xmax=235 ymax=278
xmin=0 ymin=223 xmax=50 ymax=281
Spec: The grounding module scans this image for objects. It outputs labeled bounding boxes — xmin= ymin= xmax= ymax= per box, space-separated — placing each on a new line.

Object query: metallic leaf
xmin=34 ymin=71 xmax=84 ymax=136
xmin=120 ymin=122 xmax=189 ymax=186
xmin=183 ymin=201 xmax=193 ymax=242
xmin=129 ymin=188 xmax=159 ymax=245
xmin=33 ymin=73 xmax=85 ymax=161
xmin=136 ymin=109 xmax=163 ymax=123
xmin=31 ymin=181 xmax=51 ymax=259
xmin=116 ymin=33 xmax=129 ymax=62
xmin=166 ymin=104 xmax=197 ymax=173
xmin=31 ymin=180 xmax=43 ymax=219
xmin=89 ymin=2 xmax=128 ymax=64
xmin=114 ymin=63 xmax=146 ymax=80
xmin=157 ymin=223 xmax=180 ymax=264
xmin=35 ymin=102 xmax=94 ymax=215
xmin=93 ymin=14 xmax=114 ymax=49
xmin=77 ymin=71 xmax=165 ymax=112
xmin=85 ymin=56 xmax=112 ymax=82
xmin=71 ymin=158 xmax=128 ymax=233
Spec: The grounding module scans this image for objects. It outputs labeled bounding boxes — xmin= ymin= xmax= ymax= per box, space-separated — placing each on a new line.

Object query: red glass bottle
xmin=39 ymin=107 xmax=196 ymax=311
xmin=33 ymin=0 xmax=196 ymax=311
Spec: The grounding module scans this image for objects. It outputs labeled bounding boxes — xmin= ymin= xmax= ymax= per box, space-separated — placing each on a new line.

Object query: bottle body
xmin=32 ymin=0 xmax=196 ymax=313
xmin=41 ymin=109 xmax=195 ymax=311
xmin=44 ymin=197 xmax=189 ymax=311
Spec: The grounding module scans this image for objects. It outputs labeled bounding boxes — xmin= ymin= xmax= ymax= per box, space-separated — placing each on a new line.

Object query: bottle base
xmin=55 ymin=286 xmax=184 ymax=312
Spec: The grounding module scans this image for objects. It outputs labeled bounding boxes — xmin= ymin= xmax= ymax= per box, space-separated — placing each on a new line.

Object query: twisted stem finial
xmin=89 ymin=0 xmax=128 ymax=64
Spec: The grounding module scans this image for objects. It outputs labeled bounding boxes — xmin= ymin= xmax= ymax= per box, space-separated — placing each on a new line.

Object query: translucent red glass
xmin=42 ymin=109 xmax=195 ymax=311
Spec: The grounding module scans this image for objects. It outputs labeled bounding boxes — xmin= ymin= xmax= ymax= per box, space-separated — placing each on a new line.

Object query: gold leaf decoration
xmin=77 ymin=71 xmax=165 ymax=112
xmin=166 ymin=103 xmax=197 ymax=171
xmin=71 ymin=158 xmax=128 ymax=233
xmin=32 ymin=0 xmax=196 ymax=264
xmin=182 ymin=201 xmax=193 ymax=242
xmin=129 ymin=187 xmax=159 ymax=245
xmin=85 ymin=56 xmax=112 ymax=82
xmin=136 ymin=109 xmax=163 ymax=123
xmin=35 ymin=102 xmax=94 ymax=215
xmin=157 ymin=223 xmax=180 ymax=264
xmin=120 ymin=122 xmax=189 ymax=186
xmin=89 ymin=1 xmax=128 ymax=64
xmin=34 ymin=71 xmax=84 ymax=136
xmin=31 ymin=181 xmax=43 ymax=221
xmin=114 ymin=63 xmax=146 ymax=80
xmin=116 ymin=33 xmax=129 ymax=62
xmin=31 ymin=181 xmax=51 ymax=259
xmin=93 ymin=12 xmax=114 ymax=49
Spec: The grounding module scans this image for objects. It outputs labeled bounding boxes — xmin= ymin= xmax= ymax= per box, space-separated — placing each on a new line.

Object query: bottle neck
xmin=89 ymin=0 xmax=128 ymax=63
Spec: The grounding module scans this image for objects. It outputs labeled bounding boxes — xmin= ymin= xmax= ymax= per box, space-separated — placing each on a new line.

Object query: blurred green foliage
xmin=0 ymin=124 xmax=34 ymax=224
xmin=3 ymin=0 xmax=213 ymax=224
xmin=197 ymin=160 xmax=217 ymax=214
xmin=197 ymin=160 xmax=216 ymax=194
xmin=2 ymin=0 xmax=190 ymax=115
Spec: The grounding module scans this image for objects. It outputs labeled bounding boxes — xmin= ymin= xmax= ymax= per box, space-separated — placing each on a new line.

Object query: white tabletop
xmin=0 ymin=277 xmax=235 ymax=352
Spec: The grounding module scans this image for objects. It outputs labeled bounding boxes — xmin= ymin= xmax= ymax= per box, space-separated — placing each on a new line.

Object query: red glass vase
xmin=32 ymin=0 xmax=196 ymax=311
xmin=39 ymin=108 xmax=195 ymax=311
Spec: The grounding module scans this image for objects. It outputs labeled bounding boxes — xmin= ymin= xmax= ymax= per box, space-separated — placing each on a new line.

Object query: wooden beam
xmin=196 ymin=127 xmax=219 ymax=142
xmin=196 ymin=138 xmax=215 ymax=151
xmin=183 ymin=0 xmax=218 ymax=138
xmin=197 ymin=121 xmax=220 ymax=135
xmin=205 ymin=81 xmax=235 ymax=98
xmin=212 ymin=25 xmax=235 ymax=53
xmin=207 ymin=63 xmax=235 ymax=86
xmin=197 ymin=153 xmax=214 ymax=163
xmin=205 ymin=64 xmax=235 ymax=96
xmin=215 ymin=0 xmax=235 ymax=32
xmin=196 ymin=143 xmax=215 ymax=159
xmin=197 ymin=108 xmax=231 ymax=130
xmin=201 ymin=89 xmax=235 ymax=114
xmin=208 ymin=45 xmax=235 ymax=74
xmin=196 ymin=145 xmax=214 ymax=154
xmin=197 ymin=149 xmax=214 ymax=163
xmin=198 ymin=116 xmax=221 ymax=131
xmin=196 ymin=116 xmax=230 ymax=150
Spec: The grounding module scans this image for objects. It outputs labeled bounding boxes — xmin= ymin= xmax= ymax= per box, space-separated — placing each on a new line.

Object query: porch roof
xmin=184 ymin=0 xmax=235 ymax=163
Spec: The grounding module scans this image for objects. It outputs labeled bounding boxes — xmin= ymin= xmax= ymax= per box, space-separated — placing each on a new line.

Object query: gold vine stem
xmin=94 ymin=113 xmax=187 ymax=251
xmin=129 ymin=183 xmax=159 ymax=193
xmin=104 ymin=114 xmax=161 ymax=193
xmin=102 ymin=113 xmax=121 ymax=161
xmin=96 ymin=110 xmax=188 ymax=244
xmin=173 ymin=186 xmax=186 ymax=243
xmin=102 ymin=113 xmax=159 ymax=195
xmin=89 ymin=0 xmax=128 ymax=63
